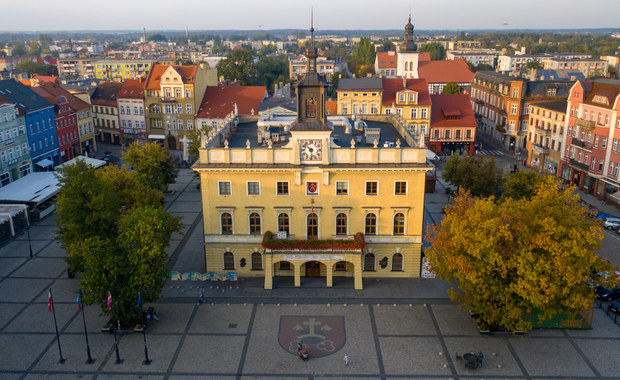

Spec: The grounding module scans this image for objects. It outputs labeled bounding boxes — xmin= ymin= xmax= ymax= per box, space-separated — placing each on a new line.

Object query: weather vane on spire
xmin=310 ymin=8 xmax=315 ymax=44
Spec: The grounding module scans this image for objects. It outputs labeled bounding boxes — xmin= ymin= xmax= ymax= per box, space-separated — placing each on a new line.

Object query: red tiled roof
xmin=145 ymin=63 xmax=198 ymax=90
xmin=325 ymin=100 xmax=337 ymax=115
xmin=30 ymin=81 xmax=90 ymax=111
xmin=419 ymin=52 xmax=431 ymax=62
xmin=36 ymin=57 xmax=57 ymax=65
xmin=118 ymin=78 xmax=146 ymax=99
xmin=418 ymin=58 xmax=473 ymax=84
xmin=0 ymin=95 xmax=11 ymax=106
xmin=381 ymin=78 xmax=431 ymax=107
xmin=32 ymin=75 xmax=58 ymax=83
xmin=196 ymin=85 xmax=266 ymax=119
xmin=430 ymin=94 xmax=477 ymax=129
xmin=376 ymin=52 xmax=398 ymax=69
xmin=584 ymin=81 xmax=620 ymax=109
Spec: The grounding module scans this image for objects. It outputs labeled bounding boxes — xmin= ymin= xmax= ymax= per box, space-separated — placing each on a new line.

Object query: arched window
xmin=336 ymin=213 xmax=347 ymax=235
xmin=365 ymin=213 xmax=376 ymax=235
xmin=307 ymin=213 xmax=318 ymax=240
xmin=221 ymin=213 xmax=232 ymax=235
xmin=249 ymin=213 xmax=261 ymax=235
xmin=364 ymin=253 xmax=375 ymax=271
xmin=278 ymin=213 xmax=290 ymax=234
xmin=335 ymin=261 xmax=347 ymax=271
xmin=251 ymin=252 xmax=262 ymax=270
xmin=393 ymin=213 xmax=405 ymax=235
xmin=392 ymin=253 xmax=403 ymax=271
xmin=223 ymin=251 xmax=234 ymax=270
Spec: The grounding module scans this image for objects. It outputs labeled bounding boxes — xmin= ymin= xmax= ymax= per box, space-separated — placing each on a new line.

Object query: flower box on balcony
xmin=261 ymin=231 xmax=365 ymax=251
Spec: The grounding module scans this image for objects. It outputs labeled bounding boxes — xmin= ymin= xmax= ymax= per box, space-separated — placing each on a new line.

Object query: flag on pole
xmin=136 ymin=291 xmax=141 ymax=311
xmin=106 ymin=291 xmax=112 ymax=309
xmin=48 ymin=290 xmax=52 ymax=312
xmin=76 ymin=290 xmax=82 ymax=311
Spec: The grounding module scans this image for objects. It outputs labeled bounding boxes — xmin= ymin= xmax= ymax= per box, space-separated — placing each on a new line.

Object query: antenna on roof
xmin=310 ymin=8 xmax=314 ymax=46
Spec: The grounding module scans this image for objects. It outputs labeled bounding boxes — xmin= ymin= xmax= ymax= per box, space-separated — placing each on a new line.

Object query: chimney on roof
xmin=403 ymin=77 xmax=407 ymax=89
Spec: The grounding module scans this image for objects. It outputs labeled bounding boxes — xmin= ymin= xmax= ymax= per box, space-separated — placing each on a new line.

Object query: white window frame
xmin=247 ymin=181 xmax=261 ymax=196
xmin=394 ymin=180 xmax=408 ymax=195
xmin=365 ymin=180 xmax=379 ymax=196
xmin=276 ymin=181 xmax=290 ymax=196
xmin=335 ymin=181 xmax=349 ymax=196
xmin=218 ymin=181 xmax=232 ymax=196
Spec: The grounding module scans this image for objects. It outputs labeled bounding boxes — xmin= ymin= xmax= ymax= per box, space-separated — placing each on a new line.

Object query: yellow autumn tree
xmin=426 ymin=176 xmax=618 ymax=332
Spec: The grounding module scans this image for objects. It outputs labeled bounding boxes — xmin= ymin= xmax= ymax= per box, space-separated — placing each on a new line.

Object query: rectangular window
xmin=409 ymin=93 xmax=415 ymax=102
xmin=399 ymin=93 xmax=405 ymax=103
xmin=341 ymin=104 xmax=348 ymax=114
xmin=177 ymin=104 xmax=183 ymax=114
xmin=276 ymin=181 xmax=289 ymax=195
xmin=185 ymin=89 xmax=191 ymax=98
xmin=177 ymin=120 xmax=183 ymax=130
xmin=395 ymin=181 xmax=407 ymax=195
xmin=602 ymin=137 xmax=608 ymax=149
xmin=410 ymin=108 xmax=418 ymax=119
xmin=511 ymin=104 xmax=517 ymax=114
xmin=186 ymin=104 xmax=192 ymax=114
xmin=218 ymin=181 xmax=231 ymax=195
xmin=371 ymin=104 xmax=377 ymax=114
xmin=247 ymin=181 xmax=260 ymax=196
xmin=420 ymin=108 xmax=427 ymax=119
xmin=175 ymin=88 xmax=182 ymax=98
xmin=599 ymin=160 xmax=604 ymax=172
xmin=361 ymin=104 xmax=367 ymax=114
xmin=353 ymin=104 xmax=358 ymax=114
xmin=187 ymin=120 xmax=193 ymax=130
xmin=366 ymin=181 xmax=378 ymax=195
xmin=336 ymin=181 xmax=348 ymax=195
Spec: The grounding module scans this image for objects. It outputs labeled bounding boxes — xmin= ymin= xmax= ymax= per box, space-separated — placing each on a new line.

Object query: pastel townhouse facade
xmin=192 ymin=33 xmax=431 ymax=290
xmin=428 ymin=94 xmax=477 ymax=156
xmin=117 ymin=78 xmax=147 ymax=145
xmin=0 ymin=97 xmax=31 ymax=186
xmin=374 ymin=51 xmax=398 ymax=78
xmin=525 ymin=100 xmax=567 ymax=176
xmin=381 ymin=78 xmax=431 ymax=138
xmin=559 ymin=79 xmax=620 ymax=205
xmin=144 ymin=63 xmax=217 ymax=149
xmin=30 ymin=83 xmax=81 ymax=163
xmin=0 ymin=80 xmax=60 ymax=170
xmin=336 ymin=78 xmax=383 ymax=116
xmin=91 ymin=82 xmax=123 ymax=145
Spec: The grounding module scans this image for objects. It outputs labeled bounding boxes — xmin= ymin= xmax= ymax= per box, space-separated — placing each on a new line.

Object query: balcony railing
xmin=576 ymin=119 xmax=595 ymax=129
xmin=532 ymin=144 xmax=549 ymax=154
xmin=569 ymin=158 xmax=589 ymax=171
xmin=570 ymin=139 xmax=592 ymax=150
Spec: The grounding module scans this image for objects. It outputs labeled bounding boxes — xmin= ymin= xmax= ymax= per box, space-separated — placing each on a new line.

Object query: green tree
xmin=11 ymin=44 xmax=27 ymax=56
xmin=147 ymin=33 xmax=167 ymax=42
xmin=426 ymin=178 xmax=619 ymax=333
xmin=442 ymin=82 xmax=461 ymax=94
xmin=28 ymin=41 xmax=41 ymax=56
xmin=419 ymin=42 xmax=446 ymax=61
xmin=216 ymin=49 xmax=256 ymax=85
xmin=442 ymin=155 xmax=504 ymax=197
xmin=122 ymin=142 xmax=178 ymax=192
xmin=502 ymin=170 xmax=544 ymax=200
xmin=353 ymin=37 xmax=375 ymax=66
xmin=256 ymin=54 xmax=288 ymax=90
xmin=16 ymin=61 xmax=53 ymax=76
xmin=76 ymin=206 xmax=181 ymax=322
xmin=525 ymin=59 xmax=542 ymax=70
xmin=55 ymin=161 xmax=162 ymax=273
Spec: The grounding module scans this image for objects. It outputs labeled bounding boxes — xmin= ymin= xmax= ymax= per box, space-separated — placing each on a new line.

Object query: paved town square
xmin=0 ymin=168 xmax=619 ymax=379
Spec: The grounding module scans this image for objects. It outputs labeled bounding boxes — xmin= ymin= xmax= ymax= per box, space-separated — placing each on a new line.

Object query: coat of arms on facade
xmin=278 ymin=316 xmax=345 ymax=358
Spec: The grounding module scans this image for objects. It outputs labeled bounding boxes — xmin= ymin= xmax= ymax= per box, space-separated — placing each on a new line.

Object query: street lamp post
xmin=26 ymin=211 xmax=33 ymax=258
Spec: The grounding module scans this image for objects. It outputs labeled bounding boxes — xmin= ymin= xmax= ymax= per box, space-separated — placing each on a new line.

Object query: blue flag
xmin=137 ymin=291 xmax=141 ymax=311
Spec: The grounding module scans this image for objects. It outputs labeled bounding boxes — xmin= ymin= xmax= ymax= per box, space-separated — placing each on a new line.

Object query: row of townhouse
xmin=0 ymin=79 xmax=96 ymax=187
xmin=469 ymin=71 xmax=573 ymax=151
xmin=521 ymin=79 xmax=620 ymax=205
xmin=336 ymin=77 xmax=476 ymax=155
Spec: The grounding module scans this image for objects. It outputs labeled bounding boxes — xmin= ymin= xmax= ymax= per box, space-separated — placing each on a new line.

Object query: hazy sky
xmin=4 ymin=0 xmax=620 ymax=31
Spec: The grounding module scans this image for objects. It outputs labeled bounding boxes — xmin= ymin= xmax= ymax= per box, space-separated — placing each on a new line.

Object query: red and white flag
xmin=48 ymin=290 xmax=52 ymax=312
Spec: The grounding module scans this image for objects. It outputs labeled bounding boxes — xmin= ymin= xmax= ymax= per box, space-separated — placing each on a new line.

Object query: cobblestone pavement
xmin=1 ymin=168 xmax=620 ymax=379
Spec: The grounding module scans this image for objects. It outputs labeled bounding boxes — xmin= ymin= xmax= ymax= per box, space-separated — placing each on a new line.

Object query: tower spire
xmin=306 ymin=8 xmax=318 ymax=72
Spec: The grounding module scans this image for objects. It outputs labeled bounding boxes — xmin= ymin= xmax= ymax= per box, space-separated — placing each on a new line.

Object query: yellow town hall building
xmin=193 ymin=28 xmax=431 ymax=290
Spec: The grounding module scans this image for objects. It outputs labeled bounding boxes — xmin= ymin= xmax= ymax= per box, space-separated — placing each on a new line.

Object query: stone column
xmin=326 ymin=263 xmax=333 ymax=287
xmin=264 ymin=255 xmax=273 ymax=290
xmin=354 ymin=257 xmax=363 ymax=290
xmin=294 ymin=263 xmax=301 ymax=287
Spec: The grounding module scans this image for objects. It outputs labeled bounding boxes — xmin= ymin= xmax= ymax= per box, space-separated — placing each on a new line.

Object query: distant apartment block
xmin=57 ymin=58 xmax=95 ymax=80
xmin=497 ymin=53 xmax=591 ymax=72
xmin=93 ymin=60 xmax=155 ymax=81
xmin=446 ymin=51 xmax=496 ymax=68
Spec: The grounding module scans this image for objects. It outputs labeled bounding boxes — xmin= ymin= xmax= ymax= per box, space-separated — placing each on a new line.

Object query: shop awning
xmin=35 ymin=158 xmax=53 ymax=168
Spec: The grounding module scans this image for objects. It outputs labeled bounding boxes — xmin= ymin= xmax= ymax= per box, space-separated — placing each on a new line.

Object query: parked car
xmin=595 ymin=284 xmax=620 ymax=302
xmin=602 ymin=217 xmax=620 ymax=230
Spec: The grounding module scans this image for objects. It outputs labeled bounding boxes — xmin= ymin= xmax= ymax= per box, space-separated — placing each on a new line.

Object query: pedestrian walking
xmin=297 ymin=337 xmax=303 ymax=353
xmin=344 ymin=354 xmax=349 ymax=366
xmin=197 ymin=286 xmax=204 ymax=305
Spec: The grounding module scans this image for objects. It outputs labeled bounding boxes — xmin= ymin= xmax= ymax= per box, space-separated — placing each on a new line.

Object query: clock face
xmin=300 ymin=139 xmax=322 ymax=161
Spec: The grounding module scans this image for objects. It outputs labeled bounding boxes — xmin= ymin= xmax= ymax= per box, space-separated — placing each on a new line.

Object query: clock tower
xmin=289 ymin=11 xmax=332 ymax=164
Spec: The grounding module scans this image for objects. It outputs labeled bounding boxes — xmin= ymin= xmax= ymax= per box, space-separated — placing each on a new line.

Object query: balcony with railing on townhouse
xmin=531 ymin=143 xmax=549 ymax=154
xmin=570 ymin=138 xmax=592 ymax=151
xmin=569 ymin=158 xmax=589 ymax=172
xmin=576 ymin=118 xmax=595 ymax=130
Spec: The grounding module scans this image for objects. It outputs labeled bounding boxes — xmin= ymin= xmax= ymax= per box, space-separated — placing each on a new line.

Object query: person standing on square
xmin=197 ymin=286 xmax=205 ymax=305
xmin=344 ymin=354 xmax=349 ymax=366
